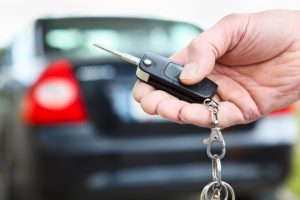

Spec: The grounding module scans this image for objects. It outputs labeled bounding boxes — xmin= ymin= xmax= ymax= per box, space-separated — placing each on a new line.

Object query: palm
xmin=211 ymin=34 xmax=300 ymax=124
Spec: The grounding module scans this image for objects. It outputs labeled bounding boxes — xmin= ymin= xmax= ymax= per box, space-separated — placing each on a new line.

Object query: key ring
xmin=200 ymin=181 xmax=235 ymax=200
xmin=212 ymin=155 xmax=222 ymax=184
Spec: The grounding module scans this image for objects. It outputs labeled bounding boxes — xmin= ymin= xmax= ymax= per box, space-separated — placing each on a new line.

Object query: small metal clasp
xmin=203 ymin=127 xmax=224 ymax=144
xmin=203 ymin=127 xmax=226 ymax=160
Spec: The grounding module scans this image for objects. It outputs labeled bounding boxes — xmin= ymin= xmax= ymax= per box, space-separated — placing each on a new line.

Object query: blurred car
xmin=0 ymin=17 xmax=298 ymax=200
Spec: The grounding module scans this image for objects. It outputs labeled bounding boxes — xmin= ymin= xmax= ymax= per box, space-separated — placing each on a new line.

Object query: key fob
xmin=136 ymin=52 xmax=218 ymax=103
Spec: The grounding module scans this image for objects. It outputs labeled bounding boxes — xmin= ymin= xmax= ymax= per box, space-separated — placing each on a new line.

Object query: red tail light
xmin=270 ymin=104 xmax=297 ymax=116
xmin=21 ymin=60 xmax=88 ymax=125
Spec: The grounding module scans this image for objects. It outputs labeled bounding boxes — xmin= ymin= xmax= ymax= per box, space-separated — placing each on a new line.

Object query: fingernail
xmin=180 ymin=63 xmax=198 ymax=80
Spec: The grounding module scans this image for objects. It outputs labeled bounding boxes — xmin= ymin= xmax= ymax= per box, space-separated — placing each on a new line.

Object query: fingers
xmin=133 ymin=80 xmax=245 ymax=128
xmin=156 ymin=99 xmax=188 ymax=124
xmin=179 ymin=102 xmax=245 ymax=128
xmin=133 ymin=81 xmax=186 ymax=124
xmin=140 ymin=90 xmax=176 ymax=115
xmin=132 ymin=80 xmax=155 ymax=102
xmin=170 ymin=13 xmax=249 ymax=85
xmin=169 ymin=48 xmax=187 ymax=64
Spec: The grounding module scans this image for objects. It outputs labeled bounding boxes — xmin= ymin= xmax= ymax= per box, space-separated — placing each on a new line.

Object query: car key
xmin=93 ymin=43 xmax=218 ymax=103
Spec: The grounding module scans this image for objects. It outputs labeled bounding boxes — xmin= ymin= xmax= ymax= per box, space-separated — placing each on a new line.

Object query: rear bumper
xmin=28 ymin=116 xmax=297 ymax=199
xmin=32 ymin=146 xmax=292 ymax=199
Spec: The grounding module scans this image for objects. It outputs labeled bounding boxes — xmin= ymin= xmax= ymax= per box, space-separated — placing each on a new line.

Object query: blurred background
xmin=2 ymin=0 xmax=300 ymax=47
xmin=0 ymin=0 xmax=300 ymax=200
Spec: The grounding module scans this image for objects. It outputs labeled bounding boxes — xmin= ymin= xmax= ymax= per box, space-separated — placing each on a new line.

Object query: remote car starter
xmin=93 ymin=43 xmax=218 ymax=103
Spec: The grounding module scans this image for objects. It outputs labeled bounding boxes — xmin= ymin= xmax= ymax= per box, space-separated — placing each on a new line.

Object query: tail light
xmin=270 ymin=104 xmax=297 ymax=116
xmin=21 ymin=60 xmax=87 ymax=125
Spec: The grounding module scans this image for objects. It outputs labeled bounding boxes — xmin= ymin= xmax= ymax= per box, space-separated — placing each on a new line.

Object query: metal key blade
xmin=93 ymin=43 xmax=140 ymax=65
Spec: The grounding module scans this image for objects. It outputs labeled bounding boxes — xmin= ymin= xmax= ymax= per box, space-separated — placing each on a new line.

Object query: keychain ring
xmin=204 ymin=99 xmax=219 ymax=113
xmin=222 ymin=181 xmax=235 ymax=200
xmin=200 ymin=181 xmax=235 ymax=200
xmin=212 ymin=155 xmax=222 ymax=183
xmin=200 ymin=181 xmax=228 ymax=200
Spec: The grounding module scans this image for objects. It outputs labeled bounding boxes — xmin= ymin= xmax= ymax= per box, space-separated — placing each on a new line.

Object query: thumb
xmin=179 ymin=41 xmax=217 ymax=85
xmin=179 ymin=14 xmax=248 ymax=85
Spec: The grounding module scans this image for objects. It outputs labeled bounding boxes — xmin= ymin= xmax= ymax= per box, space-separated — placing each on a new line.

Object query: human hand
xmin=132 ymin=10 xmax=300 ymax=128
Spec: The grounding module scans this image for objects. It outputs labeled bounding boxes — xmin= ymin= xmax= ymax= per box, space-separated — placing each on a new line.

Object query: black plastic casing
xmin=138 ymin=52 xmax=218 ymax=103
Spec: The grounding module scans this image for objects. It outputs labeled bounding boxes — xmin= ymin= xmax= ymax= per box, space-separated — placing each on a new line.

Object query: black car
xmin=0 ymin=17 xmax=298 ymax=200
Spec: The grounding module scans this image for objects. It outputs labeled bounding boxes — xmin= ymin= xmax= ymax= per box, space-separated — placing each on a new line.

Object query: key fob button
xmin=164 ymin=63 xmax=182 ymax=80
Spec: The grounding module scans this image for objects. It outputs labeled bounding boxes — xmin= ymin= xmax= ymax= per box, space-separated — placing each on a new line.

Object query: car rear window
xmin=41 ymin=17 xmax=201 ymax=59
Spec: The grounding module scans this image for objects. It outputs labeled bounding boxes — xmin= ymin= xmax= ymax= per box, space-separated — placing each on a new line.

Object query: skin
xmin=132 ymin=10 xmax=300 ymax=128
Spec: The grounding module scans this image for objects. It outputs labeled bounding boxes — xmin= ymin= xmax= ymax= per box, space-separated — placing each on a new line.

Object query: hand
xmin=132 ymin=10 xmax=300 ymax=128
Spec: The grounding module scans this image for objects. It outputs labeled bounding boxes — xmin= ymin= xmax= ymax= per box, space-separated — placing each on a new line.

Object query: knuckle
xmin=242 ymin=109 xmax=261 ymax=123
xmin=131 ymin=81 xmax=142 ymax=102
xmin=187 ymin=38 xmax=202 ymax=53
xmin=140 ymin=98 xmax=155 ymax=115
xmin=132 ymin=89 xmax=140 ymax=102
xmin=221 ymin=13 xmax=242 ymax=22
xmin=178 ymin=107 xmax=191 ymax=123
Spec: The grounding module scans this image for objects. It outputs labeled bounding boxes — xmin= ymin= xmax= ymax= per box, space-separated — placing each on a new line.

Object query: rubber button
xmin=164 ymin=63 xmax=182 ymax=80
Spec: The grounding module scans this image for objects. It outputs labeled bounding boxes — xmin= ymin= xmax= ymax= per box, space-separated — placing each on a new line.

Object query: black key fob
xmin=136 ymin=52 xmax=218 ymax=103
